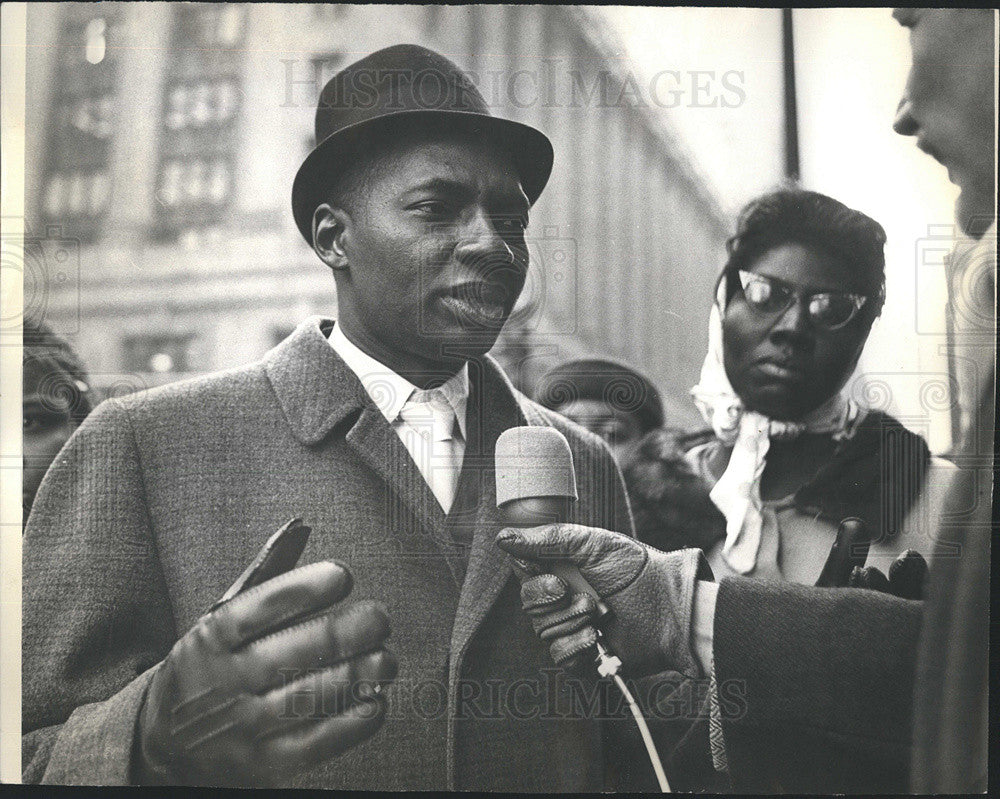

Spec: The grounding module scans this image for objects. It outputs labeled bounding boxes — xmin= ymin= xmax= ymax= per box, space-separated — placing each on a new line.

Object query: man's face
xmin=722 ymin=242 xmax=875 ymax=420
xmin=892 ymin=9 xmax=997 ymax=233
xmin=23 ymin=360 xmax=76 ymax=518
xmin=320 ymin=133 xmax=531 ymax=377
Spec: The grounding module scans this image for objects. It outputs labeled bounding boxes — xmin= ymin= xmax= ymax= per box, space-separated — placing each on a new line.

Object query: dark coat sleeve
xmin=22 ymin=399 xmax=177 ymax=784
xmin=712 ymin=577 xmax=922 ymax=793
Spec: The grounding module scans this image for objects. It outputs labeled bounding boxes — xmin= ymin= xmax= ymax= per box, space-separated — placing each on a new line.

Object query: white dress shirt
xmin=328 ymin=323 xmax=469 ymax=512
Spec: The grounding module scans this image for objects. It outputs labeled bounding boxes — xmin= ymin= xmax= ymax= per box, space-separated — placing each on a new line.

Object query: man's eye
xmin=413 ymin=200 xmax=450 ymax=217
xmin=601 ymin=422 xmax=629 ymax=445
xmin=498 ymin=217 xmax=527 ymax=235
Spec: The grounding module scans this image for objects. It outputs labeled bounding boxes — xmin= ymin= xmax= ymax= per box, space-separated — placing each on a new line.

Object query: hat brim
xmin=291 ymin=109 xmax=554 ymax=245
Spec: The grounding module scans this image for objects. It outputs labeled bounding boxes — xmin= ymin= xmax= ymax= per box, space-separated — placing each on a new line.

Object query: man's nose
xmin=892 ymin=96 xmax=918 ymax=136
xmin=453 ymin=209 xmax=514 ymax=266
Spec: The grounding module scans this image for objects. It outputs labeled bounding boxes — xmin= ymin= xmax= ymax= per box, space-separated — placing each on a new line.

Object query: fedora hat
xmin=291 ymin=44 xmax=554 ymax=245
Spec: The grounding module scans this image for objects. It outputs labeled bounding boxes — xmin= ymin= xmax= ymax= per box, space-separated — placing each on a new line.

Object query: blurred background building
xmin=23 ymin=2 xmax=738 ymax=429
xmin=22 ymin=3 xmax=960 ymax=447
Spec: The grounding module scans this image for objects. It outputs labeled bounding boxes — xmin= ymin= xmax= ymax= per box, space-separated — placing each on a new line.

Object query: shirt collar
xmin=328 ymin=322 xmax=469 ymax=438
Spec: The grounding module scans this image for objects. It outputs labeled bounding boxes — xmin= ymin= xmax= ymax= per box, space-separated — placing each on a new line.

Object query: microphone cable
xmin=492 ymin=428 xmax=671 ymax=791
xmin=593 ymin=634 xmax=671 ymax=792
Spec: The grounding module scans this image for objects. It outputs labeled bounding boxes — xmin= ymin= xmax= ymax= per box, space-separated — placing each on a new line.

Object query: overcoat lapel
xmin=263 ymin=319 xmax=550 ymax=635
xmin=264 ymin=316 xmax=450 ymax=550
xmin=346 ymin=405 xmax=448 ymax=547
xmin=447 ymin=355 xmax=530 ymax=664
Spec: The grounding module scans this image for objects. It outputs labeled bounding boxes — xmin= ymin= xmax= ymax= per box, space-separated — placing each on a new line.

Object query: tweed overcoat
xmin=22 ymin=316 xmax=639 ymax=790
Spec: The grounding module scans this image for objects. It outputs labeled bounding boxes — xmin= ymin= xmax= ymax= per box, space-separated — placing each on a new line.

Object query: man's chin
xmin=956 ymin=187 xmax=997 ymax=239
xmin=421 ymin=326 xmax=505 ymax=364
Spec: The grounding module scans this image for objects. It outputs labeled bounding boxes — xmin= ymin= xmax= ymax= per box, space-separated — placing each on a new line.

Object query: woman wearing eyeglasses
xmin=627 ymin=187 xmax=954 ymax=591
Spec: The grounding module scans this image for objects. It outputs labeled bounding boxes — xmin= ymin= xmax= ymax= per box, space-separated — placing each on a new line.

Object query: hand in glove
xmin=135 ymin=560 xmax=397 ymax=787
xmin=850 ymin=549 xmax=928 ymax=600
xmin=496 ymin=523 xmax=712 ymax=679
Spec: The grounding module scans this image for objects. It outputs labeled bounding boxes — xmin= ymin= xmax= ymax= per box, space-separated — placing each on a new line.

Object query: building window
xmin=423 ymin=5 xmax=441 ymax=34
xmin=312 ymin=4 xmax=348 ymax=19
xmin=153 ymin=4 xmax=246 ymax=241
xmin=122 ymin=333 xmax=195 ymax=374
xmin=40 ymin=6 xmax=120 ymax=243
xmin=301 ymin=52 xmax=346 ymax=154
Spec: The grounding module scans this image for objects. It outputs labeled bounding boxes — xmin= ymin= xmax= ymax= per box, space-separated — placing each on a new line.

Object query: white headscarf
xmin=690 ymin=277 xmax=864 ymax=574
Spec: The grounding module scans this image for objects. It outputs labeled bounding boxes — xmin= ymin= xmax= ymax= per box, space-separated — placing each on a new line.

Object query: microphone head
xmin=495 ymin=426 xmax=578 ymax=507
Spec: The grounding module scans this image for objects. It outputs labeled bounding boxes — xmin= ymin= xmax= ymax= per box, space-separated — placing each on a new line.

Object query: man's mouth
xmin=917 ymin=137 xmax=948 ymax=169
xmin=440 ymin=282 xmax=510 ymax=327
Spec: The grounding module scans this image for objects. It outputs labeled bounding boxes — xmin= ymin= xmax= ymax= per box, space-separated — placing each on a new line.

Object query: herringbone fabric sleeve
xmin=713 ymin=578 xmax=922 ymax=793
xmin=22 ymin=399 xmax=177 ymax=785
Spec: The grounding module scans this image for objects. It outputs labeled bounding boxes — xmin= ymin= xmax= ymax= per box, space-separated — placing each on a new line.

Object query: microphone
xmin=494 ymin=426 xmax=607 ymax=616
xmin=494 ymin=426 xmax=671 ymax=792
xmin=814 ymin=517 xmax=871 ymax=588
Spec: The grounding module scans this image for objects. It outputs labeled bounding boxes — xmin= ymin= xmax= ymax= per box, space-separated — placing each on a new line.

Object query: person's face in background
xmin=555 ymin=398 xmax=646 ymax=464
xmin=23 ymin=359 xmax=77 ymax=519
xmin=722 ymin=242 xmax=876 ymax=420
xmin=892 ymin=9 xmax=997 ymax=235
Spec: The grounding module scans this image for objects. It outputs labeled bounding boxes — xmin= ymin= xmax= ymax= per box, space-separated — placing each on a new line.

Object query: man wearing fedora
xmin=22 ymin=44 xmax=661 ymax=789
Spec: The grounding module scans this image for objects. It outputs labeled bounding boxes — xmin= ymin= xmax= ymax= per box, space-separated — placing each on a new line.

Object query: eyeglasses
xmin=736 ymin=270 xmax=871 ymax=331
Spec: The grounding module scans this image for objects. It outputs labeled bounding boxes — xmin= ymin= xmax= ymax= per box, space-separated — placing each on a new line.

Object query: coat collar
xmin=327 ymin=321 xmax=470 ymax=438
xmin=264 ymin=316 xmax=462 ymax=544
xmin=263 ymin=316 xmax=370 ymax=445
xmin=264 ymin=315 xmax=541 ymax=447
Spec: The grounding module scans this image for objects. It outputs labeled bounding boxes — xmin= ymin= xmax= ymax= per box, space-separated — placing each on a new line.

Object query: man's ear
xmin=313 ymin=202 xmax=350 ymax=272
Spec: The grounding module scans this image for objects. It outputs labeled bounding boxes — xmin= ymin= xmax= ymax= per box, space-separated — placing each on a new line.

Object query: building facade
xmin=25 ymin=3 xmax=730 ymax=428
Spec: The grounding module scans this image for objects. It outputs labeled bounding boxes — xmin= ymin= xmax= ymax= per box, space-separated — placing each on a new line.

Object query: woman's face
xmin=722 ymin=242 xmax=875 ymax=420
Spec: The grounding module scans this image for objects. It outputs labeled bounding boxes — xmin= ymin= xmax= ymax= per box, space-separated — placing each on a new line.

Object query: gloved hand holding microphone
xmin=135 ymin=520 xmax=398 ymax=787
xmin=493 ymin=427 xmax=713 ymax=681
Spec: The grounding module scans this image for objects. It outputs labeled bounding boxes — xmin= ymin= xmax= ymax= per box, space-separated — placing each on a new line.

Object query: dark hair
xmin=623 ymin=427 xmax=725 ymax=553
xmin=721 ymin=187 xmax=887 ymax=317
xmin=534 ymin=358 xmax=665 ymax=433
xmin=323 ymin=141 xmax=385 ymax=212
xmin=23 ymin=320 xmax=93 ymax=426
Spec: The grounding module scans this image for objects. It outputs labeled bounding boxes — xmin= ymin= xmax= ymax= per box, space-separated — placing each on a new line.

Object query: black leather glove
xmin=135 ymin=560 xmax=397 ymax=787
xmin=496 ymin=524 xmax=712 ymax=679
xmin=850 ymin=549 xmax=928 ymax=600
